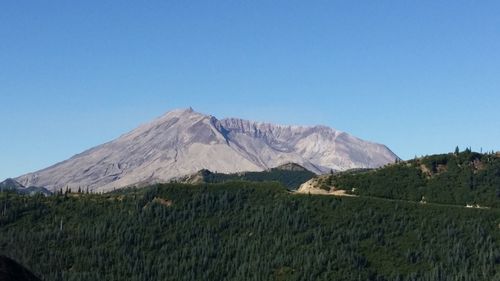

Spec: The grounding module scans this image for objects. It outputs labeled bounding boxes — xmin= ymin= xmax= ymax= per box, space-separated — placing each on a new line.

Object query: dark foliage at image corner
xmin=0 ymin=255 xmax=42 ymax=281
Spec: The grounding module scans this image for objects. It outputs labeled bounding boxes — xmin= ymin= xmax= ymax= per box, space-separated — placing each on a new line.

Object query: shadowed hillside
xmin=175 ymin=163 xmax=316 ymax=190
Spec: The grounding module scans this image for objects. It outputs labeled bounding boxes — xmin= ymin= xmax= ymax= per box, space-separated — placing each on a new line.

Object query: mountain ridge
xmin=173 ymin=162 xmax=316 ymax=190
xmin=0 ymin=178 xmax=52 ymax=196
xmin=297 ymin=150 xmax=500 ymax=208
xmin=14 ymin=108 xmax=398 ymax=192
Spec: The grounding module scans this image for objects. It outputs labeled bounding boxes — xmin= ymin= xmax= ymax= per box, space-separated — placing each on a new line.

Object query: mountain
xmin=175 ymin=163 xmax=316 ymax=190
xmin=17 ymin=186 xmax=52 ymax=197
xmin=15 ymin=108 xmax=398 ymax=192
xmin=0 ymin=256 xmax=42 ymax=281
xmin=0 ymin=179 xmax=52 ymax=196
xmin=0 ymin=179 xmax=24 ymax=191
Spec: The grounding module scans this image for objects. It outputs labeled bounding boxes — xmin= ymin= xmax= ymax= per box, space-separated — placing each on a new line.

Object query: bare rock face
xmin=296 ymin=176 xmax=332 ymax=195
xmin=15 ymin=108 xmax=398 ymax=192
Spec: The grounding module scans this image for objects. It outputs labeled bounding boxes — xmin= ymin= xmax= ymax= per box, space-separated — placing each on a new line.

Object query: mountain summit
xmin=15 ymin=108 xmax=398 ymax=192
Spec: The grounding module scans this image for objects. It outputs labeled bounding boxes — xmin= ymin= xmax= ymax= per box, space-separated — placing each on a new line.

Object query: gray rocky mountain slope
xmin=15 ymin=108 xmax=398 ymax=192
xmin=0 ymin=178 xmax=52 ymax=196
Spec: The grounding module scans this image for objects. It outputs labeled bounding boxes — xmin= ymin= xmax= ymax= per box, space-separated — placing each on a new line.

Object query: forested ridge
xmin=1 ymin=181 xmax=499 ymax=281
xmin=185 ymin=167 xmax=315 ymax=190
xmin=326 ymin=150 xmax=500 ymax=208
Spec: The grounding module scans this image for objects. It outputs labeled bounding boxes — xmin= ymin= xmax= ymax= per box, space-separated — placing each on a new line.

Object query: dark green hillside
xmin=1 ymin=182 xmax=499 ymax=281
xmin=328 ymin=150 xmax=500 ymax=208
xmin=180 ymin=165 xmax=315 ymax=190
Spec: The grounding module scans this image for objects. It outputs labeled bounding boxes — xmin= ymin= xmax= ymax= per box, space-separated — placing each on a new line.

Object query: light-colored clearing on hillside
xmin=296 ymin=177 xmax=358 ymax=197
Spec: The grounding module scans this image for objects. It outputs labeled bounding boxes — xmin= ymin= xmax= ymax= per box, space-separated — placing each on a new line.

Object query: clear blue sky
xmin=1 ymin=1 xmax=499 ymax=180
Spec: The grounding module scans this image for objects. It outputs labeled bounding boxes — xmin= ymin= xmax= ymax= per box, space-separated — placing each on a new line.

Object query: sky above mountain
xmin=1 ymin=1 xmax=499 ymax=180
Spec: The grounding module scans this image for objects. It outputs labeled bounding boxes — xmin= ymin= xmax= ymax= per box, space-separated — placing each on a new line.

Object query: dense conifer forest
xmin=327 ymin=150 xmax=500 ymax=208
xmin=192 ymin=168 xmax=315 ymax=190
xmin=1 ymin=180 xmax=499 ymax=281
